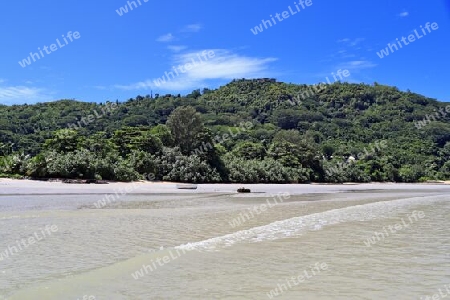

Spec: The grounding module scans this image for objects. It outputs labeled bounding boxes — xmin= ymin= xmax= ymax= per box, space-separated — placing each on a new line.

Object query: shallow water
xmin=0 ymin=189 xmax=449 ymax=299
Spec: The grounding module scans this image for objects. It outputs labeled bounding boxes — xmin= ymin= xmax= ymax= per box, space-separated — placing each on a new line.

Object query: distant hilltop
xmin=1 ymin=79 xmax=450 ymax=184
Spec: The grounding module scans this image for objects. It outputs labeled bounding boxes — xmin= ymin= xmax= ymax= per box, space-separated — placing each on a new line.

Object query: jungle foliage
xmin=1 ymin=79 xmax=449 ymax=183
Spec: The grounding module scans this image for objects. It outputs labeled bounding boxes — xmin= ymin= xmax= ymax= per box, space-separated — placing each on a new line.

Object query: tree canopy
xmin=1 ymin=79 xmax=449 ymax=183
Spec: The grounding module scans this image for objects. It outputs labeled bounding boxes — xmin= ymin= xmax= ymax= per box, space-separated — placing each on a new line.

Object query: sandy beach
xmin=1 ymin=178 xmax=450 ymax=196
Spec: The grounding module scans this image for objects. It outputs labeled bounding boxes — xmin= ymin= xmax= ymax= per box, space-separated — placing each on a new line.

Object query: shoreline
xmin=1 ymin=178 xmax=450 ymax=196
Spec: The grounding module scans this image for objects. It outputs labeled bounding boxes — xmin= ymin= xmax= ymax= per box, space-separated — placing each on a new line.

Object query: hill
xmin=1 ymin=79 xmax=449 ymax=183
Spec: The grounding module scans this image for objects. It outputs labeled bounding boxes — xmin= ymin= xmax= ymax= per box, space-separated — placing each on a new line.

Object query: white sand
xmin=1 ymin=178 xmax=450 ymax=196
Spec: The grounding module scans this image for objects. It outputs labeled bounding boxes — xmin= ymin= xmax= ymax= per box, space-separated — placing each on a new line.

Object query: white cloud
xmin=181 ymin=24 xmax=202 ymax=33
xmin=337 ymin=60 xmax=377 ymax=72
xmin=182 ymin=50 xmax=276 ymax=80
xmin=156 ymin=33 xmax=175 ymax=42
xmin=350 ymin=38 xmax=365 ymax=46
xmin=116 ymin=77 xmax=203 ymax=91
xmin=115 ymin=49 xmax=277 ymax=91
xmin=93 ymin=85 xmax=108 ymax=90
xmin=399 ymin=11 xmax=409 ymax=17
xmin=0 ymin=85 xmax=52 ymax=105
xmin=339 ymin=38 xmax=365 ymax=46
xmin=157 ymin=25 xmax=202 ymax=46
xmin=167 ymin=45 xmax=188 ymax=52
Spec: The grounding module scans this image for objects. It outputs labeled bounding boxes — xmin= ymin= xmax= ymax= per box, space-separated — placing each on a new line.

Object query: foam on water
xmin=6 ymin=194 xmax=448 ymax=299
xmin=175 ymin=194 xmax=446 ymax=251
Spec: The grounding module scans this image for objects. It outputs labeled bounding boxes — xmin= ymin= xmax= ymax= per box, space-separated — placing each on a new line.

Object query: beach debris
xmin=237 ymin=187 xmax=251 ymax=193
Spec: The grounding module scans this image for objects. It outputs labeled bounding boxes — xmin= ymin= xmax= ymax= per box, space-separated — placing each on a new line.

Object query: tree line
xmin=1 ymin=79 xmax=450 ymax=183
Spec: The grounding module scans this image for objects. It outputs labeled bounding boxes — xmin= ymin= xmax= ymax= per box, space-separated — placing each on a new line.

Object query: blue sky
xmin=0 ymin=0 xmax=449 ymax=105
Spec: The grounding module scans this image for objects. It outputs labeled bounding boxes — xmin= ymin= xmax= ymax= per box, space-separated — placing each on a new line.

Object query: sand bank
xmin=1 ymin=178 xmax=450 ymax=196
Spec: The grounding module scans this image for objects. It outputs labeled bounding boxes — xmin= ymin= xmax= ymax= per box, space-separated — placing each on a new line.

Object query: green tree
xmin=150 ymin=124 xmax=174 ymax=147
xmin=166 ymin=106 xmax=206 ymax=155
xmin=112 ymin=127 xmax=162 ymax=156
xmin=44 ymin=129 xmax=81 ymax=153
xmin=232 ymin=142 xmax=266 ymax=160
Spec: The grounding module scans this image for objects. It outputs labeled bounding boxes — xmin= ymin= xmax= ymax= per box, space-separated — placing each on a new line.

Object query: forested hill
xmin=1 ymin=79 xmax=450 ymax=183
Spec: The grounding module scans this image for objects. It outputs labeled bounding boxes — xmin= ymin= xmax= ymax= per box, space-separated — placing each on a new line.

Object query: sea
xmin=0 ymin=186 xmax=449 ymax=299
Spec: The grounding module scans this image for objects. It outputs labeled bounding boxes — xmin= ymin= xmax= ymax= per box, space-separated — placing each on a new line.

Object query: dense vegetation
xmin=1 ymin=79 xmax=450 ymax=183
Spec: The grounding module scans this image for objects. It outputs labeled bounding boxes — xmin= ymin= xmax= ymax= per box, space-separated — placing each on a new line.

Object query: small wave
xmin=175 ymin=194 xmax=446 ymax=251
